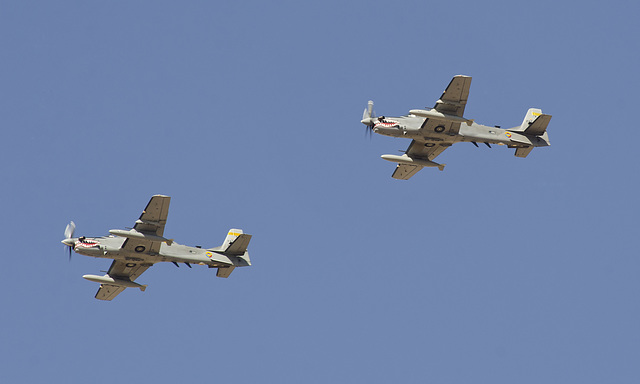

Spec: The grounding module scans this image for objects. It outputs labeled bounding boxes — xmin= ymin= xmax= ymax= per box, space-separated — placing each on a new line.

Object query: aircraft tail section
xmin=209 ymin=229 xmax=252 ymax=278
xmin=506 ymin=108 xmax=552 ymax=158
xmin=213 ymin=228 xmax=252 ymax=256
xmin=511 ymin=108 xmax=552 ymax=136
xmin=221 ymin=229 xmax=243 ymax=251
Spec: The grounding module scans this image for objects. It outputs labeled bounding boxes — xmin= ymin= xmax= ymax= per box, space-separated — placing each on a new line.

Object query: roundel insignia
xmin=434 ymin=125 xmax=445 ymax=133
xmin=134 ymin=246 xmax=146 ymax=253
xmin=505 ymin=132 xmax=512 ymax=138
xmin=206 ymin=252 xmax=213 ymax=258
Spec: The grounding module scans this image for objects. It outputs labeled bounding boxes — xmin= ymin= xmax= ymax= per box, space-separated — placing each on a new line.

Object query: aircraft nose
xmin=361 ymin=117 xmax=374 ymax=126
xmin=61 ymin=238 xmax=75 ymax=247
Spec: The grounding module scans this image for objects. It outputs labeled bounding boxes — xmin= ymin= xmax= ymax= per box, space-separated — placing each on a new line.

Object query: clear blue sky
xmin=2 ymin=1 xmax=639 ymax=383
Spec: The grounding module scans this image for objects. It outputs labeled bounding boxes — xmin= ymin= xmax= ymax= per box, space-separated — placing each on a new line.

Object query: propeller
xmin=62 ymin=221 xmax=76 ymax=261
xmin=361 ymin=100 xmax=376 ymax=138
xmin=64 ymin=221 xmax=76 ymax=239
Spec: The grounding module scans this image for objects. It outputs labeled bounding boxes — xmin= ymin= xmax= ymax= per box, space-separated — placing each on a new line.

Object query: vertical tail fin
xmin=519 ymin=108 xmax=543 ymax=131
xmin=512 ymin=108 xmax=552 ymax=135
xmin=221 ymin=229 xmax=243 ymax=251
xmin=213 ymin=228 xmax=252 ymax=256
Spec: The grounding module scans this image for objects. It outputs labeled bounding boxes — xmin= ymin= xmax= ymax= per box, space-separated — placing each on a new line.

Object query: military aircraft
xmin=61 ymin=195 xmax=252 ymax=301
xmin=360 ymin=75 xmax=552 ymax=179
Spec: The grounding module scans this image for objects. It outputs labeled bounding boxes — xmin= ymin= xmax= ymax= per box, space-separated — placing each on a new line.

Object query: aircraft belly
xmin=421 ymin=136 xmax=456 ymax=144
xmin=166 ymin=253 xmax=212 ymax=264
xmin=159 ymin=251 xmax=209 ymax=263
xmin=158 ymin=244 xmax=232 ymax=265
xmin=207 ymin=252 xmax=234 ymax=265
xmin=74 ymin=247 xmax=103 ymax=257
xmin=459 ymin=125 xmax=511 ymax=144
xmin=405 ymin=130 xmax=423 ymax=139
xmin=374 ymin=127 xmax=403 ymax=137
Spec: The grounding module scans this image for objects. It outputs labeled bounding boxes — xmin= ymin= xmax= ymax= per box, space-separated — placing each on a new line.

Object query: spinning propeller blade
xmin=63 ymin=221 xmax=76 ymax=262
xmin=361 ymin=100 xmax=375 ymax=139
xmin=364 ymin=124 xmax=373 ymax=139
xmin=64 ymin=221 xmax=76 ymax=239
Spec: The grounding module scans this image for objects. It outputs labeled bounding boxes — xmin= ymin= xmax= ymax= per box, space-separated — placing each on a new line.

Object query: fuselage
xmin=68 ymin=236 xmax=249 ymax=268
xmin=372 ymin=115 xmax=549 ymax=148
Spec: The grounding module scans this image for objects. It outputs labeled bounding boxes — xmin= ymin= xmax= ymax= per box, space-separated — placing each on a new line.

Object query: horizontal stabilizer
xmin=216 ymin=266 xmax=235 ymax=278
xmin=212 ymin=229 xmax=252 ymax=255
xmin=225 ymin=234 xmax=252 ymax=255
xmin=514 ymin=146 xmax=534 ymax=158
xmin=512 ymin=108 xmax=552 ymax=136
xmin=525 ymin=114 xmax=552 ymax=136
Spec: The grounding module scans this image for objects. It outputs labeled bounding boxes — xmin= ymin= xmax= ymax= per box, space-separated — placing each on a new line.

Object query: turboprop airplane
xmin=61 ymin=195 xmax=252 ymax=301
xmin=360 ymin=75 xmax=552 ymax=179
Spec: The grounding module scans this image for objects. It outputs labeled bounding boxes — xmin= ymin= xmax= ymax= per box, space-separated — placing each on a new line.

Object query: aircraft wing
xmin=405 ymin=140 xmax=450 ymax=160
xmin=418 ymin=75 xmax=472 ymax=137
xmin=132 ymin=195 xmax=170 ymax=236
xmin=121 ymin=195 xmax=171 ymax=255
xmin=94 ymin=285 xmax=126 ymax=301
xmin=433 ymin=75 xmax=471 ymax=117
xmin=391 ymin=164 xmax=423 ymax=180
xmin=391 ymin=140 xmax=450 ymax=180
xmin=94 ymin=260 xmax=152 ymax=301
